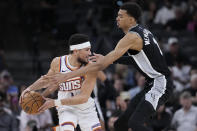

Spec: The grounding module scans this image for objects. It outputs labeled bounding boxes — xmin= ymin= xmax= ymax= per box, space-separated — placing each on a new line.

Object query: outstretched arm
xmin=45 ymin=33 xmax=143 ymax=84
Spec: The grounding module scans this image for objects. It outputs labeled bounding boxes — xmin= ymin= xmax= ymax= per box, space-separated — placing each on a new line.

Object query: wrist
xmin=54 ymin=99 xmax=63 ymax=107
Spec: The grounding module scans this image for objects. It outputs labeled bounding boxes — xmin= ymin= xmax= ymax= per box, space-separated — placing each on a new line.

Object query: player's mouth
xmin=117 ymin=22 xmax=120 ymax=26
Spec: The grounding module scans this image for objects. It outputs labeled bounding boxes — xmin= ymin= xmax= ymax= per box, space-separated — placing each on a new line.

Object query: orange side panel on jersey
xmin=51 ymin=125 xmax=59 ymax=131
xmin=59 ymin=57 xmax=61 ymax=72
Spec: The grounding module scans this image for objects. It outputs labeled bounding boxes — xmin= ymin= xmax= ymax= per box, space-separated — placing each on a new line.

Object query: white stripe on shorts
xmin=145 ymin=75 xmax=167 ymax=110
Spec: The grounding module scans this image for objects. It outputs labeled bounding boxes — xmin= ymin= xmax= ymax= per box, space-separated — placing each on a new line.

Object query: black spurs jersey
xmin=116 ymin=24 xmax=170 ymax=79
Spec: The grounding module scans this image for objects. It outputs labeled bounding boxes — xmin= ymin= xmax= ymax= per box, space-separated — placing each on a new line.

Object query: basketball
xmin=20 ymin=91 xmax=45 ymax=115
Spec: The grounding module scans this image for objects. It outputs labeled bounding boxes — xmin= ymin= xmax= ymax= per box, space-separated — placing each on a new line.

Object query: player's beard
xmin=77 ymin=57 xmax=88 ymax=66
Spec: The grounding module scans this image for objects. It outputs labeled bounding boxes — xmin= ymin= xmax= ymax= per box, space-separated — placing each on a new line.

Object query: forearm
xmin=41 ymin=86 xmax=58 ymax=97
xmin=28 ymin=77 xmax=47 ymax=91
xmin=98 ymin=71 xmax=106 ymax=82
xmin=65 ymin=63 xmax=102 ymax=79
xmin=65 ymin=53 xmax=115 ymax=80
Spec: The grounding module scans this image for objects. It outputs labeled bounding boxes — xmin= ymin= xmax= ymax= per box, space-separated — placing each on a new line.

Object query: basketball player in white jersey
xmin=20 ymin=34 xmax=103 ymax=131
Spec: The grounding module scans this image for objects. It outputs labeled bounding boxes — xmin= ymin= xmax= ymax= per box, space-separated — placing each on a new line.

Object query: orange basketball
xmin=21 ymin=91 xmax=45 ymax=115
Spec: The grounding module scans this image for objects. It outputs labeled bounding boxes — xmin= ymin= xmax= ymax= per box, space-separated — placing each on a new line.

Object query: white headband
xmin=70 ymin=41 xmax=91 ymax=51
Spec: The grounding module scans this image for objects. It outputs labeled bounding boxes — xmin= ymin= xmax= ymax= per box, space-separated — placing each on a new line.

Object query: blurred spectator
xmin=190 ymin=68 xmax=197 ymax=75
xmin=105 ymin=99 xmax=117 ymax=121
xmin=183 ymin=74 xmax=197 ymax=104
xmin=108 ymin=116 xmax=118 ymax=131
xmin=107 ymin=111 xmax=121 ymax=131
xmin=0 ymin=43 xmax=6 ymax=72
xmin=187 ymin=10 xmax=197 ymax=33
xmin=116 ymin=91 xmax=130 ymax=111
xmin=113 ymin=79 xmax=124 ymax=92
xmin=171 ymin=91 xmax=197 ymax=131
xmin=0 ymin=92 xmax=18 ymax=131
xmin=187 ymin=0 xmax=197 ymax=14
xmin=115 ymin=64 xmax=135 ymax=88
xmin=97 ymin=77 xmax=117 ymax=109
xmin=164 ymin=37 xmax=190 ymax=67
xmin=19 ymin=110 xmax=53 ymax=131
xmin=141 ymin=1 xmax=157 ymax=27
xmin=172 ymin=57 xmax=191 ymax=92
xmin=129 ymin=75 xmax=145 ymax=99
xmin=165 ymin=7 xmax=188 ymax=31
xmin=150 ymin=104 xmax=172 ymax=131
xmin=0 ymin=84 xmax=4 ymax=93
xmin=0 ymin=70 xmax=20 ymax=114
xmin=0 ymin=70 xmax=13 ymax=93
xmin=154 ymin=0 xmax=175 ymax=25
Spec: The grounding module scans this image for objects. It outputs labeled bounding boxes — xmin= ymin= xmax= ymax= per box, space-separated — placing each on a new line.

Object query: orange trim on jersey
xmin=59 ymin=57 xmax=61 ymax=72
xmin=93 ymin=126 xmax=102 ymax=131
xmin=51 ymin=125 xmax=59 ymax=131
xmin=61 ymin=122 xmax=75 ymax=128
xmin=65 ymin=56 xmax=79 ymax=71
xmin=66 ymin=77 xmax=82 ymax=82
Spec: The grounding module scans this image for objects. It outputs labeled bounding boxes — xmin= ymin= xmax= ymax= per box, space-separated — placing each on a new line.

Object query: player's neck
xmin=123 ymin=22 xmax=137 ymax=34
xmin=68 ymin=55 xmax=81 ymax=68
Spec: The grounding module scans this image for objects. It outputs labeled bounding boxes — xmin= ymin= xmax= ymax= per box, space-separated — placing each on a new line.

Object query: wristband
xmin=54 ymin=99 xmax=62 ymax=107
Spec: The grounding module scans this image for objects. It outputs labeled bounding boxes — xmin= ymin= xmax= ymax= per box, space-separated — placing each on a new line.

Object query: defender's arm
xmin=64 ymin=33 xmax=143 ymax=78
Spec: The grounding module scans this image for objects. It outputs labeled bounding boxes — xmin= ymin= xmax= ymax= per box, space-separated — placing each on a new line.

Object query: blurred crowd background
xmin=0 ymin=0 xmax=197 ymax=131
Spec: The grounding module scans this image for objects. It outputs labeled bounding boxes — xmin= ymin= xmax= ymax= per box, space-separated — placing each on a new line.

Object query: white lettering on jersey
xmin=144 ymin=29 xmax=151 ymax=45
xmin=59 ymin=78 xmax=81 ymax=91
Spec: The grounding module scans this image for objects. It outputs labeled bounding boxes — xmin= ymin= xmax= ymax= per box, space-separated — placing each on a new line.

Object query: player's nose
xmin=88 ymin=50 xmax=91 ymax=56
xmin=116 ymin=16 xmax=119 ymax=21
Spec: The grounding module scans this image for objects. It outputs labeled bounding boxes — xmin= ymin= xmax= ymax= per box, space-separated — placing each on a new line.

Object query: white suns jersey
xmin=57 ymin=55 xmax=94 ymax=110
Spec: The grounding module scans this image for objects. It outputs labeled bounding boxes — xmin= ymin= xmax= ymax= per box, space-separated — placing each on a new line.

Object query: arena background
xmin=0 ymin=0 xmax=197 ymax=131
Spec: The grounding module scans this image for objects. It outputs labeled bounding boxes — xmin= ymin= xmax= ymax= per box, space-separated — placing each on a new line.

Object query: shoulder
xmin=125 ymin=31 xmax=141 ymax=41
xmin=51 ymin=57 xmax=61 ymax=64
xmin=123 ymin=32 xmax=143 ymax=51
xmin=50 ymin=57 xmax=61 ymax=72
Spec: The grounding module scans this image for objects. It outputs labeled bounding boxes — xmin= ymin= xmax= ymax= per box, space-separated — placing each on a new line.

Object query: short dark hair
xmin=120 ymin=2 xmax=142 ymax=22
xmin=68 ymin=34 xmax=89 ymax=46
xmin=68 ymin=34 xmax=89 ymax=53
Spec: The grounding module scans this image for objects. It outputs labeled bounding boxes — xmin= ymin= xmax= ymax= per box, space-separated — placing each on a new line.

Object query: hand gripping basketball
xmin=20 ymin=91 xmax=45 ymax=115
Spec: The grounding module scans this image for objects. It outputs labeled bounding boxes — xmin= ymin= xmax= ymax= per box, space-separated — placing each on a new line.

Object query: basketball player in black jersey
xmin=43 ymin=2 xmax=173 ymax=131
